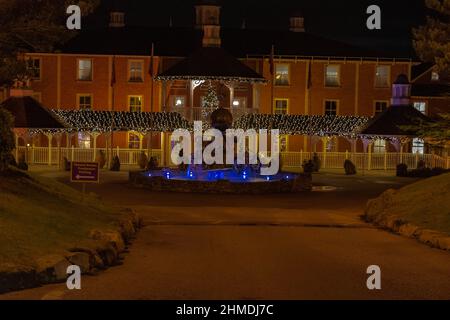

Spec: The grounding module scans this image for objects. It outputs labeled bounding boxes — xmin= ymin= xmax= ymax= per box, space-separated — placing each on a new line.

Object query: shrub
xmin=63 ymin=157 xmax=71 ymax=171
xmin=416 ymin=159 xmax=426 ymax=170
xmin=302 ymin=160 xmax=315 ymax=174
xmin=312 ymin=153 xmax=321 ymax=172
xmin=138 ymin=151 xmax=148 ymax=170
xmin=396 ymin=163 xmax=408 ymax=177
xmin=344 ymin=159 xmax=357 ymax=175
xmin=0 ymin=108 xmax=15 ymax=171
xmin=110 ymin=155 xmax=121 ymax=171
xmin=95 ymin=150 xmax=106 ymax=169
xmin=146 ymin=156 xmax=159 ymax=170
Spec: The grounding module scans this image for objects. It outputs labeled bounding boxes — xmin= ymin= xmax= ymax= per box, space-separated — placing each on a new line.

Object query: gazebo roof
xmin=155 ymin=47 xmax=267 ymax=83
xmin=0 ymin=96 xmax=66 ymax=129
xmin=360 ymin=105 xmax=431 ymax=137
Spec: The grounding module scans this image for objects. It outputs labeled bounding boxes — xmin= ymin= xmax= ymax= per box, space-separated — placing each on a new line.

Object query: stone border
xmin=129 ymin=171 xmax=312 ymax=194
xmin=0 ymin=210 xmax=143 ymax=294
xmin=364 ymin=189 xmax=450 ymax=251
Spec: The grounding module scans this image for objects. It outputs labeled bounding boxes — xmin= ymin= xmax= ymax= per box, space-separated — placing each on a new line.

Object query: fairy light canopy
xmin=155 ymin=47 xmax=267 ymax=83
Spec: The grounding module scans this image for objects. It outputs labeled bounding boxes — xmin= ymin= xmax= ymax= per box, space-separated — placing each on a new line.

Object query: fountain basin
xmin=129 ymin=169 xmax=312 ymax=194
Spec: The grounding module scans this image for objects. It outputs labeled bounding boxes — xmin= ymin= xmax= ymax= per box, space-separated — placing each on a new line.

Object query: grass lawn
xmin=0 ymin=169 xmax=126 ymax=269
xmin=369 ymin=173 xmax=450 ymax=235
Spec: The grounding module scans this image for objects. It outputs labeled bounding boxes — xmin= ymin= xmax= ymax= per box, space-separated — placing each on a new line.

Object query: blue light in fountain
xmin=162 ymin=169 xmax=172 ymax=179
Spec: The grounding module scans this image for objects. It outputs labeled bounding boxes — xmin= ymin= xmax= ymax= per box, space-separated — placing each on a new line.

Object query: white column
xmin=46 ymin=133 xmax=53 ymax=166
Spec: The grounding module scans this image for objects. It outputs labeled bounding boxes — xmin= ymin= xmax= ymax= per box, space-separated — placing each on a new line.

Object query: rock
xmin=65 ymin=252 xmax=91 ymax=273
xmin=90 ymin=230 xmax=126 ymax=253
xmin=437 ymin=237 xmax=450 ymax=251
xmin=0 ymin=264 xmax=38 ymax=294
xmin=416 ymin=229 xmax=442 ymax=248
xmin=119 ymin=219 xmax=136 ymax=243
xmin=398 ymin=224 xmax=420 ymax=238
xmin=94 ymin=242 xmax=118 ymax=266
xmin=68 ymin=247 xmax=104 ymax=270
xmin=36 ymin=254 xmax=71 ymax=283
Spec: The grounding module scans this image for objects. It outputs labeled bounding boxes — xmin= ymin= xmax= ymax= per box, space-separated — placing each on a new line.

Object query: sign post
xmin=71 ymin=162 xmax=100 ymax=200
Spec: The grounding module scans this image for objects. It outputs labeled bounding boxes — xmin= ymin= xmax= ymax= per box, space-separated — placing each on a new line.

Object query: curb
xmin=0 ymin=209 xmax=143 ymax=294
xmin=364 ymin=189 xmax=450 ymax=252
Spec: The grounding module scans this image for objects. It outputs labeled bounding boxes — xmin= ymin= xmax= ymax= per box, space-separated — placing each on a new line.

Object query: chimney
xmin=290 ymin=11 xmax=305 ymax=32
xmin=109 ymin=0 xmax=125 ymax=28
xmin=391 ymin=74 xmax=411 ymax=106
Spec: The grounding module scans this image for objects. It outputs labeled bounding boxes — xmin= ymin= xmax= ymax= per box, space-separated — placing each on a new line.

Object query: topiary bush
xmin=416 ymin=159 xmax=426 ymax=170
xmin=344 ymin=159 xmax=357 ymax=175
xmin=138 ymin=151 xmax=148 ymax=170
xmin=110 ymin=155 xmax=121 ymax=171
xmin=95 ymin=150 xmax=106 ymax=169
xmin=312 ymin=153 xmax=321 ymax=172
xmin=0 ymin=108 xmax=15 ymax=172
xmin=146 ymin=156 xmax=159 ymax=170
xmin=396 ymin=163 xmax=408 ymax=177
xmin=302 ymin=160 xmax=315 ymax=174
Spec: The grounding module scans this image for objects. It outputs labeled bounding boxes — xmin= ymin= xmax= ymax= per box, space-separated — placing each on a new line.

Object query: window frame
xmin=77 ymin=94 xmax=93 ymax=110
xmin=128 ymin=59 xmax=144 ymax=83
xmin=77 ymin=58 xmax=93 ymax=82
xmin=128 ymin=131 xmax=142 ymax=149
xmin=273 ymin=98 xmax=289 ymax=115
xmin=374 ymin=100 xmax=389 ymax=115
xmin=373 ymin=139 xmax=386 ymax=153
xmin=413 ymin=101 xmax=427 ymax=115
xmin=374 ymin=65 xmax=391 ymax=88
xmin=324 ymin=99 xmax=339 ymax=116
xmin=128 ymin=95 xmax=143 ymax=112
xmin=412 ymin=138 xmax=425 ymax=154
xmin=324 ymin=64 xmax=341 ymax=88
xmin=279 ymin=135 xmax=289 ymax=152
xmin=27 ymin=57 xmax=42 ymax=81
xmin=274 ymin=63 xmax=290 ymax=87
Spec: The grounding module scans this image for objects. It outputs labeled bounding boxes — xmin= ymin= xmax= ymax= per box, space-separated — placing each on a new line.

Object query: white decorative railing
xmin=13 ymin=147 xmax=450 ymax=171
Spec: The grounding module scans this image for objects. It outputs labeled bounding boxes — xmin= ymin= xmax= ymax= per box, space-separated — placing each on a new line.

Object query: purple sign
xmin=71 ymin=162 xmax=99 ymax=183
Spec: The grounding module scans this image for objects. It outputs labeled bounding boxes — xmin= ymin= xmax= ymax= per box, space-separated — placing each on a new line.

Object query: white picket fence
xmin=13 ymin=147 xmax=450 ymax=171
xmin=15 ymin=146 xmax=162 ymax=167
xmin=280 ymin=151 xmax=450 ymax=170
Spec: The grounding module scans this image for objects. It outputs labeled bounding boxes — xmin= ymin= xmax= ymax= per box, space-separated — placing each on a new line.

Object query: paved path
xmin=2 ymin=171 xmax=450 ymax=300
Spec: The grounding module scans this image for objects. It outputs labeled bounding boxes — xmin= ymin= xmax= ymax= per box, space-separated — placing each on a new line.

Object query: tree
xmin=0 ymin=0 xmax=100 ymax=87
xmin=407 ymin=113 xmax=450 ymax=146
xmin=413 ymin=0 xmax=450 ymax=74
xmin=0 ymin=108 xmax=15 ymax=171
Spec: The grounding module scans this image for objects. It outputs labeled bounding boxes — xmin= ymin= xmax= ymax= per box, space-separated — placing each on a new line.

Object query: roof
xmin=412 ymin=83 xmax=450 ymax=97
xmin=360 ymin=105 xmax=431 ymax=136
xmin=60 ymin=25 xmax=409 ymax=60
xmin=155 ymin=46 xmax=266 ymax=83
xmin=0 ymin=97 xmax=66 ymax=129
xmin=411 ymin=62 xmax=434 ymax=81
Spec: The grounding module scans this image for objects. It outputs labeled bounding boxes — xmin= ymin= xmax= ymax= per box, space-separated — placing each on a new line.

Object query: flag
xmin=149 ymin=43 xmax=155 ymax=79
xmin=111 ymin=56 xmax=116 ymax=87
xmin=307 ymin=60 xmax=312 ymax=89
xmin=269 ymin=44 xmax=275 ymax=76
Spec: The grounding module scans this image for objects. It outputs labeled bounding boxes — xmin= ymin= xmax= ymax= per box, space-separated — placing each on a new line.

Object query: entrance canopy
xmin=155 ymin=47 xmax=267 ymax=83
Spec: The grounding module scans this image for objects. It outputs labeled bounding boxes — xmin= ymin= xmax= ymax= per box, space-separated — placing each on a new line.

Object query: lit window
xmin=374 ymin=101 xmax=388 ymax=115
xmin=27 ymin=58 xmax=41 ymax=80
xmin=78 ymin=95 xmax=92 ymax=110
xmin=280 ymin=135 xmax=289 ymax=152
xmin=128 ymin=132 xmax=141 ymax=149
xmin=129 ymin=61 xmax=144 ymax=82
xmin=324 ymin=100 xmax=338 ymax=115
xmin=78 ymin=133 xmax=91 ymax=149
xmin=274 ymin=99 xmax=288 ymax=114
xmin=232 ymin=97 xmax=246 ymax=108
xmin=129 ymin=96 xmax=143 ymax=112
xmin=412 ymin=138 xmax=425 ymax=154
xmin=414 ymin=102 xmax=426 ymax=114
xmin=325 ymin=65 xmax=340 ymax=87
xmin=78 ymin=59 xmax=93 ymax=81
xmin=172 ymin=96 xmax=185 ymax=108
xmin=373 ymin=139 xmax=386 ymax=153
xmin=431 ymin=71 xmax=440 ymax=81
xmin=375 ymin=65 xmax=390 ymax=88
xmin=275 ymin=64 xmax=289 ymax=86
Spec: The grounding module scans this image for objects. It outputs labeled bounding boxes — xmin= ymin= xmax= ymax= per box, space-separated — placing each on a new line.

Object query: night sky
xmin=91 ymin=0 xmax=427 ymax=55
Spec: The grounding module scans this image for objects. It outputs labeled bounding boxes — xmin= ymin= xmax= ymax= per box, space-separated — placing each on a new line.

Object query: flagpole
xmin=270 ymin=45 xmax=275 ymax=115
xmin=110 ymin=55 xmax=116 ymax=169
xmin=148 ymin=43 xmax=155 ymax=160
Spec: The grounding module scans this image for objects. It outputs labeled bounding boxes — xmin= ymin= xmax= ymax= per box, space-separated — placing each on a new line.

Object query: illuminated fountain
xmin=129 ymin=108 xmax=312 ymax=194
